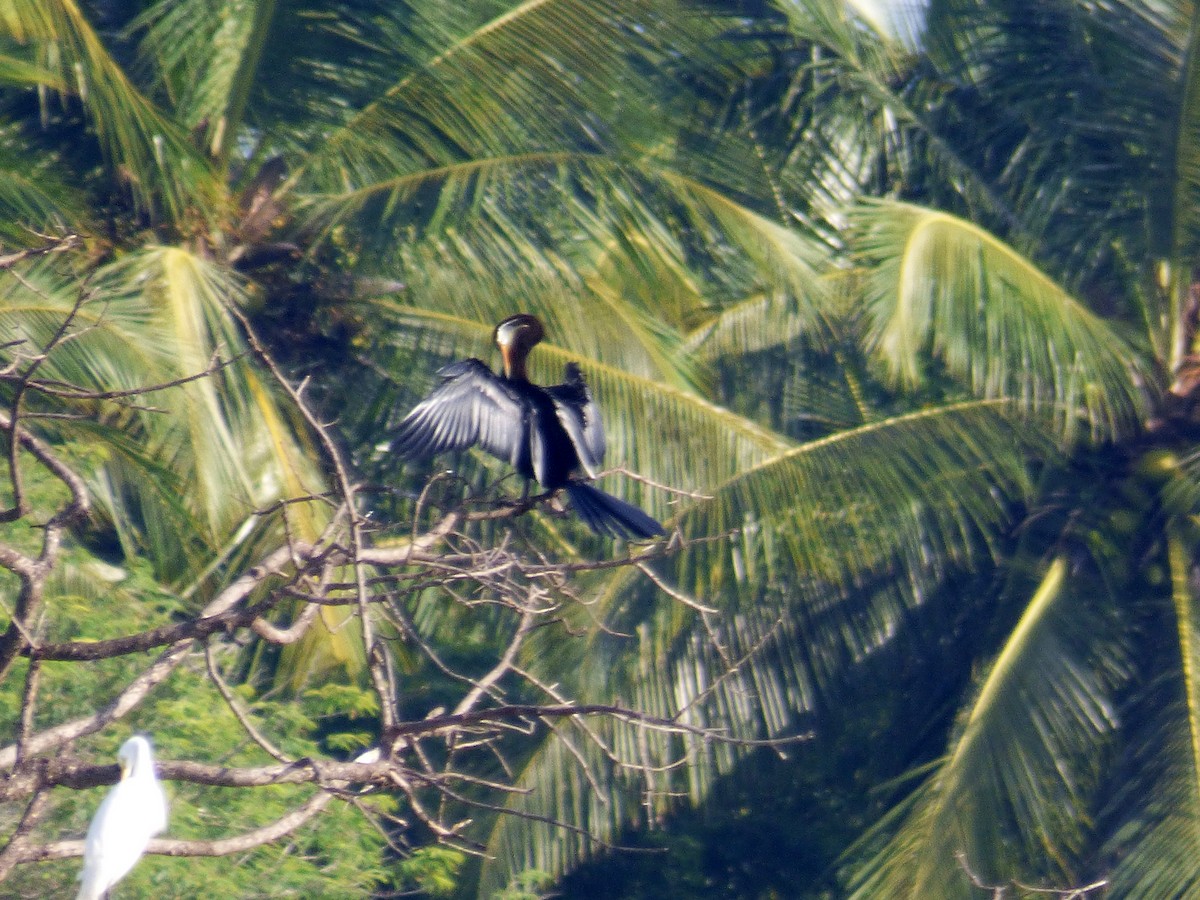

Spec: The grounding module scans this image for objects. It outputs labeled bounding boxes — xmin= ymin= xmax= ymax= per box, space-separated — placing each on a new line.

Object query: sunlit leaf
xmin=0 ymin=0 xmax=220 ymax=221
xmin=852 ymin=199 xmax=1148 ymax=443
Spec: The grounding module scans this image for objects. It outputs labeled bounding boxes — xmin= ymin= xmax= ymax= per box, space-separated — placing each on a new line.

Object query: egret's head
xmin=117 ymin=735 xmax=155 ymax=779
xmin=493 ymin=314 xmax=544 ymax=380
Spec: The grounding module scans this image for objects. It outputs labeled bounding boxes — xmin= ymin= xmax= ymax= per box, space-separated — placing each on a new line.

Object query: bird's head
xmin=118 ymin=734 xmax=155 ymax=780
xmin=494 ymin=314 xmax=544 ymax=381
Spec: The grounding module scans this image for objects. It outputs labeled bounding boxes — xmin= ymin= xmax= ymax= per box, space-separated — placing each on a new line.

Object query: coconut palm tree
xmin=0 ymin=1 xmax=899 ymax=893
xmin=0 ymin=1 xmax=1179 ymax=898
xmin=530 ymin=0 xmax=1200 ymax=897
xmin=444 ymin=0 xmax=1200 ymax=895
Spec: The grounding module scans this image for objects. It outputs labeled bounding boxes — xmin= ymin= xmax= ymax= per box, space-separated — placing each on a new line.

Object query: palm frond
xmin=1159 ymin=3 xmax=1200 ymax=367
xmin=682 ymin=266 xmax=860 ymax=365
xmin=0 ymin=0 xmax=219 ymax=222
xmin=132 ymin=0 xmax=277 ymax=163
xmin=292 ymin=0 xmax=727 ymax=191
xmin=478 ymin=729 xmax=624 ymax=897
xmin=1164 ymin=4 xmax=1200 ymax=251
xmin=478 ymin=603 xmax=810 ymax=896
xmin=852 ymin=199 xmax=1149 ymax=442
xmin=319 ymin=164 xmax=714 ymax=391
xmin=843 ymin=0 xmax=925 ymax=48
xmin=535 ymin=402 xmax=1046 ymax=709
xmin=0 ymin=249 xmax=328 ymax=579
xmin=479 ymin=589 xmax=816 ymax=890
xmin=846 ymin=556 xmax=1121 ymax=898
xmin=303 ymin=152 xmax=833 ymax=382
xmin=0 ymin=148 xmax=86 ymax=242
xmin=783 ymin=345 xmax=878 ymax=437
xmin=767 ymin=0 xmax=1022 ymax=234
xmin=0 ymin=48 xmax=64 ymax=89
xmin=685 ymin=293 xmax=803 ymax=362
xmin=653 ymin=165 xmax=833 ymax=330
xmin=1104 ymin=530 xmax=1200 ymax=896
xmin=479 ymin=400 xmax=1049 ymax=893
xmin=919 ymin=0 xmax=1185 ymax=293
xmin=675 ymin=400 xmax=1042 ymax=610
xmin=0 ymin=248 xmax=360 ymax=683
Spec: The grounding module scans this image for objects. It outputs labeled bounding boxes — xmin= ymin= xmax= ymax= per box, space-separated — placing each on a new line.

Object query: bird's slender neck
xmin=123 ymin=740 xmax=155 ymax=780
xmin=500 ymin=344 xmax=530 ymax=382
xmin=129 ymin=752 xmax=150 ymax=778
xmin=494 ymin=314 xmax=543 ymax=383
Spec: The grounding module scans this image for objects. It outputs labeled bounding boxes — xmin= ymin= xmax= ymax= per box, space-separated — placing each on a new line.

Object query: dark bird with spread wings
xmin=392 ymin=314 xmax=665 ymax=539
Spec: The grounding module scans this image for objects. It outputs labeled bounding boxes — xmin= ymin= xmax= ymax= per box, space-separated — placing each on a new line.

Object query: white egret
xmin=76 ymin=735 xmax=168 ymax=900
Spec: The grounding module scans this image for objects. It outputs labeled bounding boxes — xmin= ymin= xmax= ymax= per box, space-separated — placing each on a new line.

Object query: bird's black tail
xmin=565 ymin=481 xmax=665 ymax=540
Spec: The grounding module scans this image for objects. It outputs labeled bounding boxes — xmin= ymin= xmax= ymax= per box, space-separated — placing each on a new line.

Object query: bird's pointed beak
xmin=499 ymin=344 xmax=513 ymax=379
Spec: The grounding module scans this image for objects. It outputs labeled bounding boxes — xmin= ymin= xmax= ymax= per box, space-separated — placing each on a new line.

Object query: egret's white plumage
xmin=76 ymin=735 xmax=168 ymax=900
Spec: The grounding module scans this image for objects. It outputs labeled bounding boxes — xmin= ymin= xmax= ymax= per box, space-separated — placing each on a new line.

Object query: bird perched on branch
xmin=392 ymin=313 xmax=664 ymax=539
xmin=76 ymin=735 xmax=168 ymax=900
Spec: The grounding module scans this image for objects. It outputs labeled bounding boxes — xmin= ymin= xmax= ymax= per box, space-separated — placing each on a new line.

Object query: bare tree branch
xmin=957 ymin=852 xmax=1108 ymax=899
xmin=14 ymin=792 xmax=333 ymax=863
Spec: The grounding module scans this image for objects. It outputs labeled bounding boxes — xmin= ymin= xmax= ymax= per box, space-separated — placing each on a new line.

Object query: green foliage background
xmin=3 ymin=1 xmax=1200 ymax=899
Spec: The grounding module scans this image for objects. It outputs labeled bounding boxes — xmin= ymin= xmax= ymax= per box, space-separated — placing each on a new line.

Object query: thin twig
xmin=205 ymin=641 xmax=292 ymax=764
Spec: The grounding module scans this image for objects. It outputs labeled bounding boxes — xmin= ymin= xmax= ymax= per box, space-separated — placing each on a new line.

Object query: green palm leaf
xmin=0 ymin=163 xmax=85 ymax=242
xmin=1105 ymin=530 xmax=1200 ymax=896
xmin=94 ymin=249 xmax=313 ymax=536
xmin=0 ymin=247 xmax=362 ymax=686
xmin=676 ymin=400 xmax=1041 ymax=608
xmin=293 ymin=0 xmax=725 ymax=190
xmin=132 ymin=0 xmax=277 ymax=164
xmin=479 ymin=400 xmax=1048 ymax=892
xmin=769 ymin=0 xmax=1020 ymax=232
xmin=1157 ymin=2 xmax=1200 ymax=366
xmin=479 ymin=589 xmax=807 ymax=891
xmin=0 ymin=0 xmax=219 ymax=222
xmin=354 ymin=200 xmax=712 ymax=390
xmin=303 ymin=155 xmax=832 ymax=367
xmin=0 ymin=249 xmax=327 ymax=580
xmin=847 ymin=555 xmax=1120 ymax=898
xmin=0 ymin=50 xmax=64 ymax=89
xmin=852 ymin=199 xmax=1149 ymax=442
xmin=684 ymin=292 xmax=809 ymax=363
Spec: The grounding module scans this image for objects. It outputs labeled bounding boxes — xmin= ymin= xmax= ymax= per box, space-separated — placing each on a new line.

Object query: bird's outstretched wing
xmin=546 ymin=363 xmax=606 ymax=478
xmin=392 ymin=359 xmax=526 ymax=467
